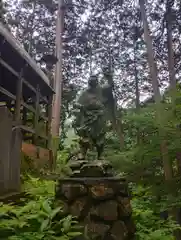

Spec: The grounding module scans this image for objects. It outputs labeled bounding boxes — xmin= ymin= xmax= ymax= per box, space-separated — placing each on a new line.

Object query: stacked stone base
xmin=55 ymin=160 xmax=135 ymax=240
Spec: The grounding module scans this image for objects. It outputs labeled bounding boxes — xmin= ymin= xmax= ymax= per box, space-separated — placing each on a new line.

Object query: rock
xmin=113 ymin=181 xmax=129 ymax=197
xmin=97 ymin=161 xmax=115 ymax=177
xmin=118 ymin=197 xmax=132 ymax=217
xmin=85 ymin=222 xmax=110 ymax=239
xmin=71 ymin=170 xmax=82 ymax=177
xmin=80 ymin=163 xmax=105 ymax=177
xmin=90 ymin=183 xmax=114 ymax=200
xmin=90 ymin=200 xmax=118 ymax=221
xmin=110 ymin=221 xmax=128 ymax=240
xmin=68 ymin=160 xmax=88 ymax=171
xmin=124 ymin=218 xmax=136 ymax=237
xmin=55 ymin=166 xmax=135 ymax=239
xmin=60 ymin=183 xmax=87 ymax=200
xmin=70 ymin=160 xmax=115 ymax=177
xmin=97 ymin=160 xmax=113 ymax=169
xmin=70 ymin=197 xmax=87 ymax=218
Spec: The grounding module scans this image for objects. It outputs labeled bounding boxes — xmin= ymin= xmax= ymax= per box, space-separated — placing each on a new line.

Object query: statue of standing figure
xmin=73 ymin=72 xmax=114 ymax=160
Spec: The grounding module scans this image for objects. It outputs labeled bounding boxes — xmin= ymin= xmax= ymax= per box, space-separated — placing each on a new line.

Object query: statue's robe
xmin=73 ymin=85 xmax=112 ymax=148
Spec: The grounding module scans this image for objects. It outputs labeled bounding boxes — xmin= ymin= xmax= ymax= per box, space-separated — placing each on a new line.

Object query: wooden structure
xmin=0 ymin=23 xmax=54 ymax=194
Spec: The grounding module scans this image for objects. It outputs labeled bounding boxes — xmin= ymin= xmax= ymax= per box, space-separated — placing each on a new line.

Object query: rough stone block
xmin=70 ymin=197 xmax=88 ymax=218
xmin=110 ymin=221 xmax=128 ymax=240
xmin=85 ymin=222 xmax=110 ymax=239
xmin=80 ymin=163 xmax=105 ymax=177
xmin=90 ymin=200 xmax=118 ymax=221
xmin=60 ymin=183 xmax=87 ymax=201
xmin=68 ymin=160 xmax=88 ymax=172
xmin=90 ymin=183 xmax=114 ymax=200
xmin=55 ymin=161 xmax=135 ymax=239
xmin=118 ymin=197 xmax=132 ymax=217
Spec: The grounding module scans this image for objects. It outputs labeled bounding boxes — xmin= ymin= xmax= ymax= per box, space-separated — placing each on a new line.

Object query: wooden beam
xmin=23 ymin=79 xmax=48 ymax=104
xmin=0 ymin=23 xmax=51 ymax=87
xmin=39 ymin=134 xmax=48 ymax=141
xmin=0 ymin=86 xmax=16 ymax=100
xmin=0 ymin=87 xmax=44 ymax=119
xmin=22 ymin=102 xmax=35 ymax=113
xmin=0 ymin=59 xmax=49 ymax=141
xmin=23 ymin=78 xmax=36 ymax=94
xmin=0 ymin=58 xmax=18 ymax=77
xmin=19 ymin=125 xmax=35 ymax=134
xmin=0 ymin=58 xmax=48 ymax=103
xmin=12 ymin=124 xmax=48 ymax=140
xmin=40 ymin=114 xmax=48 ymax=122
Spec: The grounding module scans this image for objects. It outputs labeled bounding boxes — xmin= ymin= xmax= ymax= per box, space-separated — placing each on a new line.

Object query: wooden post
xmin=46 ymin=95 xmax=53 ymax=169
xmin=14 ymin=70 xmax=24 ymax=123
xmin=46 ymin=96 xmax=52 ymax=149
xmin=0 ymin=107 xmax=13 ymax=194
xmin=33 ymin=85 xmax=40 ymax=145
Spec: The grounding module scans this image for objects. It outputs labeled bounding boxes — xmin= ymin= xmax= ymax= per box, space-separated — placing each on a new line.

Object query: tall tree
xmin=166 ymin=0 xmax=176 ymax=89
xmin=51 ymin=0 xmax=64 ymax=143
xmin=139 ymin=0 xmax=173 ymax=180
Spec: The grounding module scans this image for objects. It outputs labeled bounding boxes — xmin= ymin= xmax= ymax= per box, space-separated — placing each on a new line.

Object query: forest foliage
xmin=2 ymin=0 xmax=181 ymax=239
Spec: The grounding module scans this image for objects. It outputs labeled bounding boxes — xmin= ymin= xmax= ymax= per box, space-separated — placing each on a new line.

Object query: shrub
xmin=0 ymin=177 xmax=82 ymax=240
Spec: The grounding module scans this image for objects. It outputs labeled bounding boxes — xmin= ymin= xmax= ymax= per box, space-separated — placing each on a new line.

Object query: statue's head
xmin=88 ymin=75 xmax=98 ymax=89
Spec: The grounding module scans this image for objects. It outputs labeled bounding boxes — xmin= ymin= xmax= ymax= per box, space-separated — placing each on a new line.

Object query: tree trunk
xmin=166 ymin=2 xmax=181 ymax=237
xmin=139 ymin=0 xmax=173 ymax=180
xmin=51 ymin=0 xmax=64 ymax=168
xmin=105 ymin=57 xmax=124 ymax=149
xmin=134 ymin=40 xmax=140 ymax=144
xmin=165 ymin=0 xmax=181 ymax=177
xmin=139 ymin=0 xmax=161 ymax=102
xmin=112 ymin=112 xmax=124 ymax=149
xmin=166 ymin=0 xmax=176 ymax=89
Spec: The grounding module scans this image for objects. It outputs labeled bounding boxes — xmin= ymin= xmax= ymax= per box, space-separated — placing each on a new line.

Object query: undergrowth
xmin=131 ymin=184 xmax=180 ymax=240
xmin=0 ymin=176 xmax=82 ymax=240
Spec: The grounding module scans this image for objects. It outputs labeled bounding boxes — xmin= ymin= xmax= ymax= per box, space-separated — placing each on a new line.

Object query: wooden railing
xmin=0 ymin=57 xmax=52 ymax=149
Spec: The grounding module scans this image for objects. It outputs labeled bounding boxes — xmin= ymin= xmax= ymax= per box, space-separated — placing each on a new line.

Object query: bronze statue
xmin=73 ymin=73 xmax=114 ymax=160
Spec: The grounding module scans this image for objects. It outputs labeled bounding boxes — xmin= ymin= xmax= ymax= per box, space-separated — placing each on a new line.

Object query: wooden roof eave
xmin=0 ymin=23 xmax=55 ymax=94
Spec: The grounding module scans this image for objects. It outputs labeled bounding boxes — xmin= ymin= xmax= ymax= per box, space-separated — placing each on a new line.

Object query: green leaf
xmin=50 ymin=207 xmax=61 ymax=219
xmin=26 ymin=214 xmax=39 ymax=219
xmin=67 ymin=232 xmax=82 ymax=237
xmin=42 ymin=201 xmax=52 ymax=214
xmin=39 ymin=210 xmax=50 ymax=218
xmin=62 ymin=215 xmax=72 ymax=232
xmin=40 ymin=218 xmax=50 ymax=232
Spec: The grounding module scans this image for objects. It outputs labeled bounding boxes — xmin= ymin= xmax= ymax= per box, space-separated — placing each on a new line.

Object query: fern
xmin=0 ymin=178 xmax=82 ymax=240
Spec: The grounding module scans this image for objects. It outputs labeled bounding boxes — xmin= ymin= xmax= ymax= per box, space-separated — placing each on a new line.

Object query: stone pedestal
xmin=55 ymin=160 xmax=135 ymax=240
